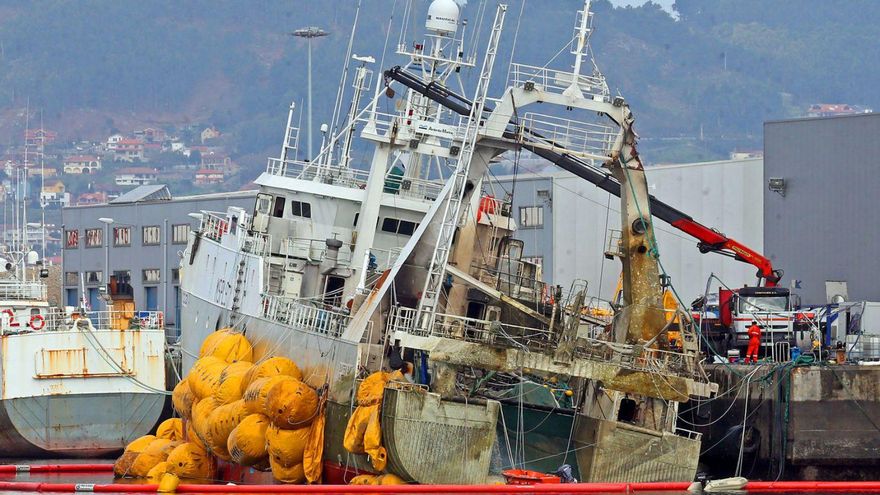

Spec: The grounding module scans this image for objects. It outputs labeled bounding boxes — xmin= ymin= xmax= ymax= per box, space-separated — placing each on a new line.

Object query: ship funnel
xmin=426 ymin=0 xmax=460 ymax=36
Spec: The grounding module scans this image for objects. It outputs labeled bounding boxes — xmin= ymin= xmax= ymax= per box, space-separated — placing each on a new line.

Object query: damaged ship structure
xmin=179 ymin=0 xmax=718 ymax=484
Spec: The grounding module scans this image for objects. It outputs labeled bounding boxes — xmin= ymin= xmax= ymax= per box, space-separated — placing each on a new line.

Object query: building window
xmin=111 ymin=270 xmax=133 ymax=297
xmin=519 ymin=206 xmax=544 ymax=228
xmin=381 ymin=218 xmax=418 ymax=236
xmin=143 ymin=225 xmax=161 ymax=245
xmin=113 ymin=226 xmax=131 ymax=246
xmin=143 ymin=268 xmax=161 ymax=284
xmin=65 ymin=229 xmax=79 ymax=249
xmin=65 ymin=271 xmax=79 ymax=286
xmin=172 ymin=268 xmax=180 ymax=283
xmin=172 ymin=224 xmax=190 ymax=244
xmin=85 ymin=228 xmax=103 ymax=247
xmin=86 ymin=271 xmax=103 ymax=284
xmin=291 ymin=200 xmax=311 ymax=218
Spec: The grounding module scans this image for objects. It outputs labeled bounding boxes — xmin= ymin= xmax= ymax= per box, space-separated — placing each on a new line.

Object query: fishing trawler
xmin=0 ymin=164 xmax=167 ymax=457
xmin=179 ymin=0 xmax=717 ymax=484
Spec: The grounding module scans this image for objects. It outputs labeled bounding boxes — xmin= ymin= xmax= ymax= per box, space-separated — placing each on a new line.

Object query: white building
xmin=63 ymin=155 xmax=102 ymax=174
xmin=495 ymin=157 xmax=764 ymax=302
xmin=115 ymin=167 xmax=159 ymax=186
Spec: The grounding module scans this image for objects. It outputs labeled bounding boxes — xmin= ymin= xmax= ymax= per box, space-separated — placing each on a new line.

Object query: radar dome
xmin=426 ymin=0 xmax=460 ymax=36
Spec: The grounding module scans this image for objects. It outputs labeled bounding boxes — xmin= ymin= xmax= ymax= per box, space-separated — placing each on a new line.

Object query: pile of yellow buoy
xmin=114 ymin=329 xmax=325 ymax=486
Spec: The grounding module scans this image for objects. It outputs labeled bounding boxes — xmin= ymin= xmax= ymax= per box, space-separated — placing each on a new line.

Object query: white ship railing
xmin=199 ymin=210 xmax=231 ymax=242
xmin=388 ymin=306 xmax=554 ymax=347
xmin=262 ymin=295 xmax=369 ymax=339
xmin=0 ymin=309 xmax=164 ymax=335
xmin=384 ymin=174 xmax=444 ymax=201
xmin=199 ymin=210 xmax=270 ymax=257
xmin=0 ymin=281 xmax=47 ymax=301
xmin=519 ymin=112 xmax=616 ymax=160
xmin=387 ymin=306 xmax=702 ymax=379
xmin=266 ymin=157 xmax=370 ymax=189
xmin=509 ymin=63 xmax=610 ymax=101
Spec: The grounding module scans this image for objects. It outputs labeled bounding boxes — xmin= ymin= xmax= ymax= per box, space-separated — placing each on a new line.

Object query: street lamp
xmin=291 ymin=26 xmax=330 ymax=161
xmin=98 ymin=217 xmax=113 ymax=310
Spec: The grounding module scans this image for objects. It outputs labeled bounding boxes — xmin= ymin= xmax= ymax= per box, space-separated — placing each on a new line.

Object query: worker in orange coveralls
xmin=746 ymin=320 xmax=762 ymax=363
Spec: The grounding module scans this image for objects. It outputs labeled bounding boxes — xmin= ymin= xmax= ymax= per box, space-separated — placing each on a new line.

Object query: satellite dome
xmin=426 ymin=0 xmax=460 ymax=36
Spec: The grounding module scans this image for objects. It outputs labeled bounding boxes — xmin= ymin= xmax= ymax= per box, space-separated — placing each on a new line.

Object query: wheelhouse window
xmin=143 ymin=225 xmax=161 ymax=245
xmin=85 ymin=228 xmax=103 ymax=247
xmin=519 ymin=206 xmax=544 ymax=228
xmin=113 ymin=226 xmax=131 ymax=247
xmin=381 ymin=218 xmax=418 ymax=236
xmin=291 ymin=200 xmax=311 ymax=218
xmin=172 ymin=224 xmax=190 ymax=244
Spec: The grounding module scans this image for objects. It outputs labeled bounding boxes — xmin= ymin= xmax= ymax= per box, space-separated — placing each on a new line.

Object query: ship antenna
xmin=325 ymin=0 xmax=362 ymax=168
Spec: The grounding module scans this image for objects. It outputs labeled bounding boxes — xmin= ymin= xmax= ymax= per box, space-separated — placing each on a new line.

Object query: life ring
xmin=30 ymin=314 xmax=46 ymax=330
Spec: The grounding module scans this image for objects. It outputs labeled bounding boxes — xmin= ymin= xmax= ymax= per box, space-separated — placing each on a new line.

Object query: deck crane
xmin=383 ymin=65 xmax=781 ymax=288
xmin=383 ymin=66 xmax=801 ymax=352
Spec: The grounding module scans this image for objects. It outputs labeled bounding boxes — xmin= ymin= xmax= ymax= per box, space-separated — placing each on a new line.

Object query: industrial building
xmin=61 ymin=185 xmax=257 ymax=337
xmin=765 ymin=112 xmax=880 ymax=305
xmin=494 ymin=156 xmax=764 ymax=302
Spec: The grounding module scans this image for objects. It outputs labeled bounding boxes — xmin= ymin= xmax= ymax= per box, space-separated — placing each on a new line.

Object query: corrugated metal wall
xmin=764 ymin=113 xmax=880 ymax=305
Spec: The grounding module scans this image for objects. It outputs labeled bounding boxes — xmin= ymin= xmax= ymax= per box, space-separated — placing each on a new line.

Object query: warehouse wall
xmin=498 ymin=157 xmax=764 ymax=303
xmin=765 ymin=113 xmax=880 ymax=305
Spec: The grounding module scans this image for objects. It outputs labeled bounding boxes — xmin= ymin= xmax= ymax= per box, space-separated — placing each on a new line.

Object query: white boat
xmin=0 ymin=276 xmax=167 ymax=457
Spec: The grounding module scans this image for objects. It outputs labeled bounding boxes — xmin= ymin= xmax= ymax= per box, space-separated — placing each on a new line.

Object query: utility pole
xmin=291 ymin=27 xmax=330 ymax=161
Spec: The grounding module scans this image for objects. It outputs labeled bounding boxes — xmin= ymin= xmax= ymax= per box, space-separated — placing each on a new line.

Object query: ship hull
xmin=0 ymin=392 xmax=165 ymax=458
xmin=0 ymin=325 xmax=168 ymax=458
xmin=179 ymin=289 xmax=361 ymax=402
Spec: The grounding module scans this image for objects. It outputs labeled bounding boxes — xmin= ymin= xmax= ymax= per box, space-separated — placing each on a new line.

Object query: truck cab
xmin=727 ymin=286 xmax=799 ymax=348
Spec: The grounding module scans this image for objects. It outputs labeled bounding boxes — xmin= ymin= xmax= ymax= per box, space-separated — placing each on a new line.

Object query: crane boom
xmin=384 ymin=66 xmax=782 ymax=287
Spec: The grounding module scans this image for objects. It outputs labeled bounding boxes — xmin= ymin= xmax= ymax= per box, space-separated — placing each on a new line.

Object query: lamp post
xmin=291 ymin=26 xmax=329 ymax=160
xmin=98 ymin=217 xmax=113 ymax=310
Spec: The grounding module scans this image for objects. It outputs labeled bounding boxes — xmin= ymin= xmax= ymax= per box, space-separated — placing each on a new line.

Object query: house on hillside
xmin=200 ymin=126 xmax=221 ymax=143
xmin=195 ymin=168 xmax=224 ymax=185
xmin=115 ymin=167 xmax=158 ymax=186
xmin=27 ymin=166 xmax=59 ymax=178
xmin=201 ymin=151 xmax=234 ymax=172
xmin=107 ymin=134 xmax=124 ymax=151
xmin=114 ymin=139 xmax=145 ymax=162
xmin=41 ymin=179 xmax=69 ymax=205
xmin=76 ymin=191 xmax=109 ymax=206
xmin=64 ymin=155 xmax=103 ymax=174
xmin=25 ymin=129 xmax=57 ymax=149
xmin=136 ymin=127 xmax=167 ymax=144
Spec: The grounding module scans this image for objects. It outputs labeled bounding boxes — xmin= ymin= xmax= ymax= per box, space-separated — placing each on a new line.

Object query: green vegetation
xmin=0 ymin=0 xmax=878 ymax=167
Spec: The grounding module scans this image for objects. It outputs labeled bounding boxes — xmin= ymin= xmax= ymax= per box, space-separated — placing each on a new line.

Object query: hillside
xmin=1 ymin=0 xmax=879 ymax=169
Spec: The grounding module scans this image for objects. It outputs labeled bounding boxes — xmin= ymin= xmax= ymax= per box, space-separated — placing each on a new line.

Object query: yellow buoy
xmin=227 ymin=413 xmax=270 ymax=467
xmin=241 ymin=357 xmax=303 ymax=393
xmin=266 ymin=379 xmax=319 ymax=429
